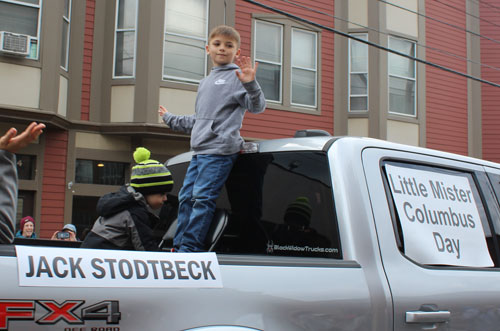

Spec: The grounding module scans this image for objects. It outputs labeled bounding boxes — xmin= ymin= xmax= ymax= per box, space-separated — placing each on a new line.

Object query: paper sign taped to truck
xmin=15 ymin=246 xmax=223 ymax=288
xmin=385 ymin=164 xmax=493 ymax=267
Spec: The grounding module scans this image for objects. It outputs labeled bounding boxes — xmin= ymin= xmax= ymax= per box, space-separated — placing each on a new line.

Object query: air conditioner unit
xmin=0 ymin=31 xmax=30 ymax=57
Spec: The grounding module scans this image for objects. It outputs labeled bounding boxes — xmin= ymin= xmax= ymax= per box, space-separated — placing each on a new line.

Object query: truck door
xmin=363 ymin=148 xmax=500 ymax=331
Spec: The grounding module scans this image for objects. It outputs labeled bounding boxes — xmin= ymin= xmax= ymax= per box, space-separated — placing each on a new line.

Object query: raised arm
xmin=234 ymin=56 xmax=266 ymax=114
xmin=158 ymin=105 xmax=195 ymax=134
xmin=0 ymin=122 xmax=45 ymax=244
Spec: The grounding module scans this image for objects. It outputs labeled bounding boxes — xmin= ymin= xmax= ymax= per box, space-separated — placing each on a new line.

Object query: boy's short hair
xmin=209 ymin=25 xmax=240 ymax=47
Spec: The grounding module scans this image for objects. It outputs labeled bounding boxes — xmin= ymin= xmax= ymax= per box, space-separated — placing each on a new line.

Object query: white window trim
xmin=291 ymin=27 xmax=317 ymax=108
xmin=253 ymin=20 xmax=283 ymax=104
xmin=112 ymin=0 xmax=138 ymax=79
xmin=348 ymin=33 xmax=369 ymax=112
xmin=0 ymin=0 xmax=42 ymax=60
xmin=162 ymin=0 xmax=209 ymax=83
xmin=60 ymin=0 xmax=71 ymax=71
xmin=388 ymin=35 xmax=417 ymax=117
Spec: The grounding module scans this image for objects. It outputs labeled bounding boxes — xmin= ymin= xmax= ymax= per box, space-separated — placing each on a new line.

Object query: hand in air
xmin=235 ymin=56 xmax=259 ymax=83
xmin=158 ymin=106 xmax=168 ymax=117
xmin=0 ymin=122 xmax=45 ymax=153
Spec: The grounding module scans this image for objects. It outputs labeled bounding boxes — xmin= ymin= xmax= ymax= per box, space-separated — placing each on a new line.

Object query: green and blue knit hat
xmin=130 ymin=147 xmax=173 ymax=196
xmin=284 ymin=197 xmax=312 ymax=226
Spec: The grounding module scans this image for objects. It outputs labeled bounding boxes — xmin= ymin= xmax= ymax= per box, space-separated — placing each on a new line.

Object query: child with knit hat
xmin=271 ymin=197 xmax=331 ymax=257
xmin=15 ymin=216 xmax=37 ymax=239
xmin=81 ymin=147 xmax=173 ymax=251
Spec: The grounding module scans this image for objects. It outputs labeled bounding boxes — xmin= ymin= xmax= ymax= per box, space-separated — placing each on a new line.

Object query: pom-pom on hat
xmin=20 ymin=216 xmax=35 ymax=230
xmin=130 ymin=147 xmax=173 ymax=196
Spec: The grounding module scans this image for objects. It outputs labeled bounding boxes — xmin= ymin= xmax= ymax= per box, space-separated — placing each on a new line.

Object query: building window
xmin=60 ymin=0 xmax=71 ymax=70
xmin=163 ymin=0 xmax=208 ymax=82
xmin=75 ymin=159 xmax=128 ymax=186
xmin=388 ymin=36 xmax=416 ymax=116
xmin=255 ymin=20 xmax=282 ymax=103
xmin=291 ymin=28 xmax=317 ymax=107
xmin=113 ymin=0 xmax=138 ymax=78
xmin=349 ymin=33 xmax=368 ymax=112
xmin=17 ymin=190 xmax=34 ymax=228
xmin=0 ymin=0 xmax=41 ymax=59
xmin=254 ymin=18 xmax=319 ymax=111
xmin=72 ymin=195 xmax=99 ymax=241
xmin=15 ymin=154 xmax=36 ymax=180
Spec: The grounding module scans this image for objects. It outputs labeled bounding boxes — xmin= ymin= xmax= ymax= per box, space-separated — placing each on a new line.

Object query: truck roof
xmin=166 ymin=135 xmax=500 ymax=170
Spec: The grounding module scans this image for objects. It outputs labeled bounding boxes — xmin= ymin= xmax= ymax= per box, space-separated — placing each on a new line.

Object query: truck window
xmin=166 ymin=152 xmax=342 ymax=258
xmin=382 ymin=161 xmax=497 ymax=268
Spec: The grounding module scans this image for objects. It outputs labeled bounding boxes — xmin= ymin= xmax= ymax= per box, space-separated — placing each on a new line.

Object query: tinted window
xmin=166 ymin=152 xmax=342 ymax=258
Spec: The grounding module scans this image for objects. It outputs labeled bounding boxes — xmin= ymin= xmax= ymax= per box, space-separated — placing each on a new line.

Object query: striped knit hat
xmin=130 ymin=147 xmax=173 ymax=196
xmin=285 ymin=197 xmax=312 ymax=226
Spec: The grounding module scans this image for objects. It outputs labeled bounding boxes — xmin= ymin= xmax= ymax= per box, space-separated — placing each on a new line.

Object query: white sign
xmin=15 ymin=246 xmax=223 ymax=288
xmin=386 ymin=164 xmax=493 ymax=267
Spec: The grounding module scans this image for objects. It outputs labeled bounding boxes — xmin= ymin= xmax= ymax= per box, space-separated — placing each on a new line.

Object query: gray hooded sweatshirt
xmin=162 ymin=63 xmax=266 ymax=155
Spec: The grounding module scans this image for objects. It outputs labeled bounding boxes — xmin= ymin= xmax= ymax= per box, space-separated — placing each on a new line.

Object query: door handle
xmin=406 ymin=310 xmax=451 ymax=324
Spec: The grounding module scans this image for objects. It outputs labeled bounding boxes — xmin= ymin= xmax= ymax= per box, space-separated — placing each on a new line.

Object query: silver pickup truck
xmin=2 ymin=134 xmax=500 ymax=331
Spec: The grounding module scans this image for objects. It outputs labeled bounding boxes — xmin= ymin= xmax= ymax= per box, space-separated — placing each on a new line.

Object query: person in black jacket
xmin=81 ymin=147 xmax=173 ymax=251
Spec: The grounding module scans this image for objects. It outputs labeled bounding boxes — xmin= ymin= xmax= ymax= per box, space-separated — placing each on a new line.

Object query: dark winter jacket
xmin=81 ymin=185 xmax=160 ymax=251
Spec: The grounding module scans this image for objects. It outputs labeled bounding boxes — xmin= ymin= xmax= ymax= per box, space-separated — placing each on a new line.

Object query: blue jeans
xmin=173 ymin=153 xmax=238 ymax=252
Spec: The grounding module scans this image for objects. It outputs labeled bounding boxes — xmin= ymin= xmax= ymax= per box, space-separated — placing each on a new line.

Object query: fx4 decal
xmin=0 ymin=300 xmax=121 ymax=330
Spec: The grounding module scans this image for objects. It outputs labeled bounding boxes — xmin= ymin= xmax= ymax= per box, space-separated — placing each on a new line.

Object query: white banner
xmin=15 ymin=246 xmax=223 ymax=288
xmin=386 ymin=164 xmax=493 ymax=267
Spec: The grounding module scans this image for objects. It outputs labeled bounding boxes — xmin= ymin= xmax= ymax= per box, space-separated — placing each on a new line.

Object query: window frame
xmin=388 ymin=35 xmax=417 ymax=117
xmin=348 ymin=33 xmax=369 ymax=113
xmin=252 ymin=15 xmax=322 ymax=115
xmin=0 ymin=0 xmax=42 ymax=60
xmin=162 ymin=0 xmax=209 ymax=84
xmin=60 ymin=0 xmax=71 ymax=71
xmin=112 ymin=0 xmax=138 ymax=79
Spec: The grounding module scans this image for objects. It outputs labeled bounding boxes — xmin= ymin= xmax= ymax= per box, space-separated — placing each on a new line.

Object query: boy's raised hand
xmin=158 ymin=105 xmax=168 ymax=117
xmin=0 ymin=122 xmax=45 ymax=153
xmin=235 ymin=56 xmax=259 ymax=83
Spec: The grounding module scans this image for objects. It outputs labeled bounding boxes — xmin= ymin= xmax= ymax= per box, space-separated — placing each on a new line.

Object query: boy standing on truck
xmin=158 ymin=25 xmax=266 ymax=252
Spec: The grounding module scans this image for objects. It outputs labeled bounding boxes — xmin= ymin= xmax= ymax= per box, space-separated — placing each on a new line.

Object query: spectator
xmin=15 ymin=216 xmax=37 ymax=239
xmin=51 ymin=223 xmax=79 ymax=241
xmin=0 ymin=122 xmax=45 ymax=244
